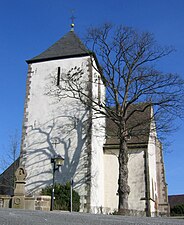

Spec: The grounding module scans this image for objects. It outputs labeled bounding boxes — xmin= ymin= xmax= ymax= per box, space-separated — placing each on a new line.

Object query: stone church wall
xmin=103 ymin=150 xmax=119 ymax=213
xmin=20 ymin=54 xmax=107 ymax=213
xmin=155 ymin=140 xmax=170 ymax=216
xmin=20 ymin=56 xmax=94 ymax=212
xmin=103 ymin=147 xmax=146 ymax=214
xmin=128 ymin=148 xmax=146 ymax=211
xmin=147 ymin=136 xmax=159 ymax=216
xmin=89 ymin=59 xmax=106 ymax=213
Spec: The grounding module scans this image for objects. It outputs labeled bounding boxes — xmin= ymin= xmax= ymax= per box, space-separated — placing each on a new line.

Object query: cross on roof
xmin=70 ymin=10 xmax=76 ymax=31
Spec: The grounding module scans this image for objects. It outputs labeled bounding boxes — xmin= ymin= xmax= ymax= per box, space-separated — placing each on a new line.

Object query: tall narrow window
xmin=57 ymin=67 xmax=61 ymax=86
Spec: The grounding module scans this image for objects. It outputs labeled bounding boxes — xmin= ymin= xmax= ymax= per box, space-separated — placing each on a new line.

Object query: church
xmin=2 ymin=25 xmax=169 ymax=216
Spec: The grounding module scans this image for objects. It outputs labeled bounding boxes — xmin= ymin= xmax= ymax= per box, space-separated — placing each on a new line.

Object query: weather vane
xmin=70 ymin=9 xmax=76 ymax=31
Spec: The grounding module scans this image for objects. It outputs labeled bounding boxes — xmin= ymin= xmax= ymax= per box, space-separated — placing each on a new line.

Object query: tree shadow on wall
xmin=23 ymin=106 xmax=91 ymax=196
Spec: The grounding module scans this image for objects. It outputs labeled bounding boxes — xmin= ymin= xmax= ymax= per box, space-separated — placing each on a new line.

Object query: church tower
xmin=20 ymin=27 xmax=106 ymax=213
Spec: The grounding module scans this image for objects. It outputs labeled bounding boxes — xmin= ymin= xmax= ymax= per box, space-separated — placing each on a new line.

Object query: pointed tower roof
xmin=27 ymin=31 xmax=89 ymax=63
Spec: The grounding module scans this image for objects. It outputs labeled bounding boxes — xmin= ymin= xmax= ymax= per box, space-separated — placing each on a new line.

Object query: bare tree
xmin=47 ymin=24 xmax=184 ymax=213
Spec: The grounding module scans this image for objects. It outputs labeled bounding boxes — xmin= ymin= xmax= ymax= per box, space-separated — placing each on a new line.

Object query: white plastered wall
xmin=147 ymin=114 xmax=159 ymax=216
xmin=21 ymin=56 xmax=93 ymax=211
xmin=90 ymin=60 xmax=106 ymax=213
xmin=103 ymin=148 xmax=146 ymax=213
xmin=103 ymin=150 xmax=119 ymax=213
xmin=128 ymin=148 xmax=146 ymax=211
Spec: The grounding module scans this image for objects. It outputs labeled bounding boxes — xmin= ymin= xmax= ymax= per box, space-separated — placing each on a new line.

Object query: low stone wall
xmin=35 ymin=196 xmax=51 ymax=211
xmin=0 ymin=195 xmax=51 ymax=211
xmin=0 ymin=195 xmax=11 ymax=208
xmin=0 ymin=167 xmax=51 ymax=211
xmin=25 ymin=197 xmax=36 ymax=210
xmin=158 ymin=203 xmax=170 ymax=217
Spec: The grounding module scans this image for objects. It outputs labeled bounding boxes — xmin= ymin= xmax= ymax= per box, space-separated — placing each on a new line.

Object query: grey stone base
xmin=114 ymin=209 xmax=146 ymax=216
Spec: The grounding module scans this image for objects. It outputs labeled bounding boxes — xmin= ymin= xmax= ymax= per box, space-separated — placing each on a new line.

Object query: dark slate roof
xmin=168 ymin=195 xmax=184 ymax=208
xmin=0 ymin=157 xmax=20 ymax=195
xmin=27 ymin=31 xmax=89 ymax=63
xmin=105 ymin=103 xmax=152 ymax=146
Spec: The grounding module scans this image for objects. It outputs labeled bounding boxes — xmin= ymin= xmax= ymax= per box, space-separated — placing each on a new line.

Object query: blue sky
xmin=0 ymin=0 xmax=183 ymax=195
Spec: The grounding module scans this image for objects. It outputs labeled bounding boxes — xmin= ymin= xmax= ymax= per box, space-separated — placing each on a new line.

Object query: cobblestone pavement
xmin=0 ymin=208 xmax=184 ymax=225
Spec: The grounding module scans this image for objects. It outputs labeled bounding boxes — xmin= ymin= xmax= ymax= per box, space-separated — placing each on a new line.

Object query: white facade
xmin=103 ymin=144 xmax=159 ymax=215
xmin=21 ymin=54 xmax=106 ymax=212
xmin=103 ymin=150 xmax=119 ymax=212
xmin=104 ymin=148 xmax=146 ymax=214
xmin=147 ymin=135 xmax=159 ymax=215
xmin=128 ymin=148 xmax=146 ymax=211
xmin=88 ymin=58 xmax=106 ymax=212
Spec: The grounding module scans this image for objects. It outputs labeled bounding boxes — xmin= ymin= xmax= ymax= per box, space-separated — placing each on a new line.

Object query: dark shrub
xmin=41 ymin=182 xmax=80 ymax=211
xmin=170 ymin=204 xmax=184 ymax=216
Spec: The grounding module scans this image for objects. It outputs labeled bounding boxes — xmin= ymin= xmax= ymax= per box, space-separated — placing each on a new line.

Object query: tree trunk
xmin=118 ymin=129 xmax=130 ymax=213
